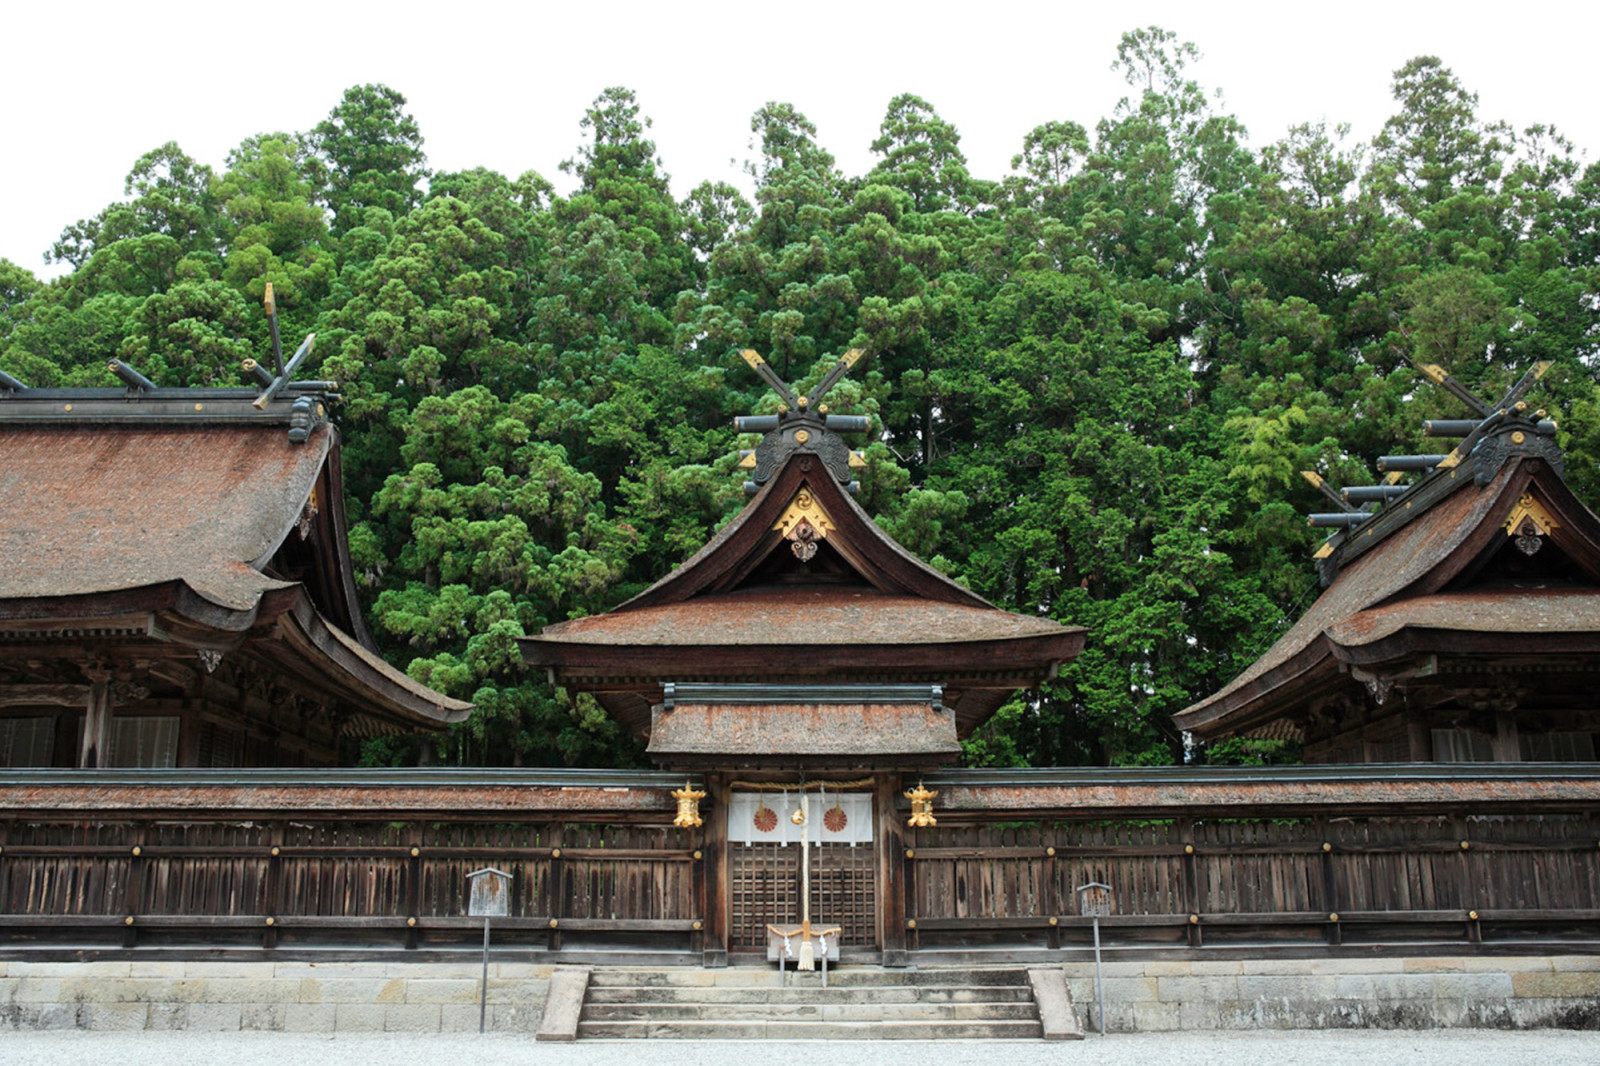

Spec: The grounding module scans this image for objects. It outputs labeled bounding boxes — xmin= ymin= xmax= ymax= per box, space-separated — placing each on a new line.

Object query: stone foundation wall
xmin=0 ymin=960 xmax=554 ymax=1033
xmin=1 ymin=956 xmax=1596 ymax=1033
xmin=1058 ymin=956 xmax=1600 ymax=1031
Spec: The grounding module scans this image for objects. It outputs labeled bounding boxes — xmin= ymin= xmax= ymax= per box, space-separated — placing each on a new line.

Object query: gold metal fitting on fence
xmin=1322 ymin=842 xmax=1333 ymax=853
xmin=1460 ymin=840 xmax=1471 ymax=850
xmin=265 ymin=917 xmax=275 ymax=927
xmin=1468 ymin=910 xmax=1480 ymax=921
xmin=1183 ymin=844 xmax=1194 ymax=855
xmin=410 ymin=847 xmax=421 ymax=858
xmin=905 ymin=848 xmax=915 ymax=859
xmin=270 ymin=846 xmax=281 ymax=857
xmin=1045 ymin=846 xmax=1056 ymax=857
xmin=124 ymin=916 xmax=135 ymax=926
xmin=1048 ymin=917 xmax=1059 ymax=926
xmin=692 ymin=920 xmax=703 ymax=931
xmin=549 ymin=919 xmax=559 ymax=929
xmin=907 ymin=919 xmax=917 ymax=929
xmin=407 ymin=917 xmax=417 ymax=928
xmin=1188 ymin=914 xmax=1199 ymax=925
xmin=551 ymin=848 xmax=562 ymax=859
xmin=131 ymin=846 xmax=142 ymax=857
xmin=692 ymin=850 xmax=703 ymax=861
xmin=672 ymin=782 xmax=706 ymax=829
xmin=1328 ymin=913 xmax=1339 ymax=923
xmin=905 ymin=782 xmax=938 ymax=828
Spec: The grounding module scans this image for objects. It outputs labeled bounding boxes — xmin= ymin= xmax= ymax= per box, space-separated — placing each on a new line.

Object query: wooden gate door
xmin=726 ymin=790 xmax=878 ymax=954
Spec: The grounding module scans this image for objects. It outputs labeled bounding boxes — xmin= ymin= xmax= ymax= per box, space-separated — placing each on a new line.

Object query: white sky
xmin=5 ymin=1 xmax=1598 ymax=277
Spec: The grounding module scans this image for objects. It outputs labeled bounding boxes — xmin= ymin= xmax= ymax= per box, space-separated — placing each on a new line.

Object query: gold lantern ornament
xmin=905 ymin=782 xmax=938 ymax=828
xmin=671 ymin=782 xmax=706 ymax=829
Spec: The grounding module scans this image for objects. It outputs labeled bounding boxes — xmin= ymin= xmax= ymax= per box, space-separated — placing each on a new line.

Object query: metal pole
xmin=1092 ymin=915 xmax=1105 ymax=1036
xmin=480 ymin=916 xmax=490 ymax=1033
xmin=800 ymin=790 xmax=810 ymax=927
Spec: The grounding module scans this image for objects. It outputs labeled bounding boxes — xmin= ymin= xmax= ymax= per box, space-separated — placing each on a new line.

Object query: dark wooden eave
xmin=0 ymin=581 xmax=468 ymax=733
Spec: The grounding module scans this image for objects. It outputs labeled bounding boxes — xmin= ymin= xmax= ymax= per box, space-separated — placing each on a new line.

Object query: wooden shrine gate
xmin=724 ymin=787 xmax=879 ymax=953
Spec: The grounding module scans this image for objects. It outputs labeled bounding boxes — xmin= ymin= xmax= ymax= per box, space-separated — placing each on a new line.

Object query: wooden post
xmin=1179 ymin=818 xmax=1201 ymax=948
xmin=404 ymin=825 xmax=423 ymax=950
xmin=1044 ymin=836 xmax=1061 ymax=950
xmin=1455 ymin=814 xmax=1481 ymax=944
xmin=1317 ymin=817 xmax=1341 ymax=947
xmin=548 ymin=825 xmax=566 ymax=952
xmin=263 ymin=822 xmax=285 ymax=949
xmin=702 ymin=773 xmax=729 ymax=967
xmin=79 ymin=665 xmax=113 ymax=769
xmin=123 ymin=823 xmax=146 ymax=948
xmin=690 ymin=799 xmax=710 ymax=957
xmin=1493 ymin=712 xmax=1522 ymax=763
xmin=878 ymin=773 xmax=908 ymax=966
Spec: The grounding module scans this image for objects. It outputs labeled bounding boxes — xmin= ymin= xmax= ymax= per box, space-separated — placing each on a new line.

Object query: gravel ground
xmin=3 ymin=1031 xmax=1597 ymax=1066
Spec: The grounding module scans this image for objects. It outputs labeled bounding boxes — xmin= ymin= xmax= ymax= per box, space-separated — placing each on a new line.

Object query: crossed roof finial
xmin=733 ymin=348 xmax=868 ymax=496
xmin=1302 ymin=357 xmax=1559 ymax=580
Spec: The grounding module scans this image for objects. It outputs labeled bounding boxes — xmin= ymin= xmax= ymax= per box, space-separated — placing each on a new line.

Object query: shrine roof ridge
xmin=1305 ymin=359 xmax=1559 ymax=585
xmin=662 ymin=683 xmax=943 ymax=707
xmin=0 ymin=283 xmax=336 ymax=442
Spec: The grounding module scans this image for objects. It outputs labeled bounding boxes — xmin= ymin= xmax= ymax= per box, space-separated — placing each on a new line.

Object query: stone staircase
xmin=577 ymin=966 xmax=1047 ymax=1040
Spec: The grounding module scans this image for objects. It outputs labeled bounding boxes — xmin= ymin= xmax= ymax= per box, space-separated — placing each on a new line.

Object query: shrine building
xmin=1177 ymin=361 xmax=1600 ymax=764
xmin=0 ymin=349 xmax=467 ymax=769
xmin=521 ymin=348 xmax=1084 ymax=961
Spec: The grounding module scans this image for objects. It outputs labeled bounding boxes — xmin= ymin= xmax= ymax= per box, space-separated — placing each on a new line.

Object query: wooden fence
xmin=2 ymin=765 xmax=1598 ymax=959
xmin=0 ymin=769 xmax=706 ymax=954
xmin=904 ymin=811 xmax=1600 ymax=953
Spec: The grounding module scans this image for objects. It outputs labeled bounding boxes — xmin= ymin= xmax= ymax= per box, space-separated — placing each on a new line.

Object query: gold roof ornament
xmin=905 ymin=782 xmax=938 ymax=828
xmin=1504 ymin=493 xmax=1559 ymax=538
xmin=671 ymin=782 xmax=706 ymax=829
xmin=774 ymin=489 xmax=837 ymax=540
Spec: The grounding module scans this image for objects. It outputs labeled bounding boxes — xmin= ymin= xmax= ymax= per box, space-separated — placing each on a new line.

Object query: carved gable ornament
xmin=774 ymin=489 xmax=837 ymax=561
xmin=1504 ymin=492 xmax=1559 ymax=555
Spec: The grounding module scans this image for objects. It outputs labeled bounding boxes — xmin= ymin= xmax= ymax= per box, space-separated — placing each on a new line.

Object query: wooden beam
xmin=79 ymin=667 xmax=112 ymax=769
xmin=0 ymin=684 xmax=87 ymax=708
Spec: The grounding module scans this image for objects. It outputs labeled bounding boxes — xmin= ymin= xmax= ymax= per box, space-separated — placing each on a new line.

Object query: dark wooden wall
xmin=905 ymin=812 xmax=1600 ymax=953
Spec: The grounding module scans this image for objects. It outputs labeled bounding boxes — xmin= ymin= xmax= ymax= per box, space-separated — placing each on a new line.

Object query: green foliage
xmin=5 ymin=36 xmax=1598 ymax=768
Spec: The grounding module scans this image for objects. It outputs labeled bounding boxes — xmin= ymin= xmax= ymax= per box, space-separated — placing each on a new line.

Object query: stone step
xmin=583 ymin=1001 xmax=1039 ymax=1022
xmin=586 ymin=968 xmax=1031 ymax=989
xmin=585 ymin=985 xmax=1035 ymax=1005
xmin=577 ymin=1019 xmax=1045 ymax=1040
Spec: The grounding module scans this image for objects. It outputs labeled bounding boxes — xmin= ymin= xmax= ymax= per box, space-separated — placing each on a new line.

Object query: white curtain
xmin=729 ymin=789 xmax=874 ymax=846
